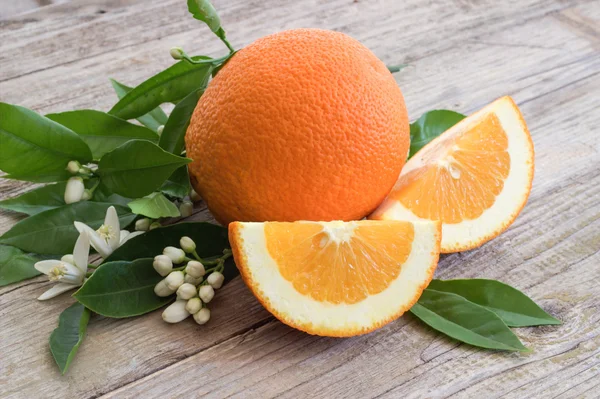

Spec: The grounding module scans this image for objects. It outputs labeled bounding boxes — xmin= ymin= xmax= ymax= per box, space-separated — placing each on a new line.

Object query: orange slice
xmin=370 ymin=96 xmax=534 ymax=253
xmin=229 ymin=220 xmax=441 ymax=337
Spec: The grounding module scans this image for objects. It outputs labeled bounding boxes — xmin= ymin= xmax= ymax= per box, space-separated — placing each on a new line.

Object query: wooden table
xmin=1 ymin=0 xmax=599 ymax=397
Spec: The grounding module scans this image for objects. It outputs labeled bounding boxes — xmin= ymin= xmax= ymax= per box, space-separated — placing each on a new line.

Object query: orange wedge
xmin=370 ymin=96 xmax=534 ymax=253
xmin=229 ymin=220 xmax=441 ymax=337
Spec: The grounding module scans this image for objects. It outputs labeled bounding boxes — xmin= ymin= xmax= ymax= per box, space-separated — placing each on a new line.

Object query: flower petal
xmin=120 ymin=231 xmax=144 ymax=245
xmin=105 ymin=206 xmax=120 ymax=251
xmin=37 ymin=283 xmax=78 ymax=300
xmin=73 ymin=231 xmax=90 ymax=274
xmin=34 ymin=260 xmax=62 ymax=275
xmin=119 ymin=230 xmax=130 ymax=243
xmin=75 ymin=221 xmax=113 ymax=258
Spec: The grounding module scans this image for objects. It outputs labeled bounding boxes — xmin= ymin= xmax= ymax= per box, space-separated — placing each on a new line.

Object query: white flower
xmin=135 ymin=218 xmax=151 ymax=231
xmin=170 ymin=47 xmax=185 ymax=60
xmin=193 ymin=307 xmax=210 ymax=325
xmin=207 ymin=272 xmax=225 ymax=289
xmin=184 ymin=274 xmax=202 ymax=285
xmin=163 ymin=246 xmax=186 ymax=264
xmin=66 ymin=160 xmax=81 ymax=174
xmin=74 ymin=206 xmax=143 ymax=259
xmin=199 ymin=285 xmax=215 ymax=303
xmin=186 ymin=298 xmax=202 ymax=314
xmin=81 ymin=189 xmax=92 ymax=201
xmin=64 ymin=177 xmax=85 ymax=204
xmin=34 ymin=232 xmax=90 ymax=300
xmin=154 ymin=279 xmax=175 ymax=297
xmin=153 ymin=255 xmax=173 ymax=276
xmin=162 ymin=300 xmax=190 ymax=323
xmin=185 ymin=260 xmax=205 ymax=278
xmin=180 ymin=201 xmax=193 ymax=217
xmin=180 ymin=236 xmax=196 ymax=253
xmin=189 ymin=189 xmax=201 ymax=202
xmin=176 ymin=283 xmax=197 ymax=300
xmin=165 ymin=271 xmax=185 ymax=290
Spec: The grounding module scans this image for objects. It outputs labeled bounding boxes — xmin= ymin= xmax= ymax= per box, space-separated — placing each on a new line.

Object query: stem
xmin=221 ymin=37 xmax=235 ymax=54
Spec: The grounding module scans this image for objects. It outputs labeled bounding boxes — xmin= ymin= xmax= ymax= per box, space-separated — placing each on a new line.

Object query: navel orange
xmin=186 ymin=29 xmax=409 ymax=225
xmin=229 ymin=220 xmax=441 ymax=337
xmin=370 ymin=96 xmax=534 ymax=253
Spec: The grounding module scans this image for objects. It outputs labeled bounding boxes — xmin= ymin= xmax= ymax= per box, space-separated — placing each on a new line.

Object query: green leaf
xmin=0 ymin=180 xmax=131 ymax=215
xmin=47 ymin=110 xmax=158 ymax=159
xmin=0 ymin=202 xmax=136 ymax=255
xmin=187 ymin=0 xmax=222 ymax=33
xmin=0 ymin=245 xmax=41 ymax=286
xmin=427 ymin=279 xmax=561 ymax=327
xmin=49 ymin=303 xmax=91 ymax=374
xmin=409 ymin=110 xmax=466 ymax=159
xmin=0 ymin=182 xmax=67 ymax=215
xmin=411 ymin=289 xmax=528 ymax=351
xmin=108 ymin=58 xmax=212 ymax=121
xmin=160 ymin=166 xmax=191 ymax=199
xmin=388 ymin=64 xmax=408 ymax=73
xmin=106 ymin=221 xmax=226 ymax=261
xmin=0 ymin=103 xmax=92 ymax=176
xmin=2 ymin=171 xmax=72 ymax=183
xmin=74 ymin=258 xmax=172 ymax=318
xmin=90 ymin=182 xmax=131 ymax=207
xmin=158 ymin=88 xmax=203 ymax=155
xmin=128 ymin=192 xmax=180 ymax=219
xmin=110 ymin=79 xmax=168 ymax=132
xmin=97 ymin=140 xmax=191 ymax=198
xmin=105 ymin=222 xmax=239 ymax=283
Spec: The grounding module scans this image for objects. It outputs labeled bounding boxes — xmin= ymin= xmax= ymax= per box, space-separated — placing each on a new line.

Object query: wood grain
xmin=1 ymin=0 xmax=599 ymax=397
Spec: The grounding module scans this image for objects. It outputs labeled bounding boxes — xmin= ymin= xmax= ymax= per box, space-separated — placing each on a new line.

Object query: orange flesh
xmin=265 ymin=221 xmax=414 ymax=304
xmin=390 ymin=113 xmax=510 ymax=223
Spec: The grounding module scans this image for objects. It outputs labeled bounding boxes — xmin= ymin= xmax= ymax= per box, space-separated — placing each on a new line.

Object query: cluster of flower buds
xmin=153 ymin=236 xmax=228 ymax=325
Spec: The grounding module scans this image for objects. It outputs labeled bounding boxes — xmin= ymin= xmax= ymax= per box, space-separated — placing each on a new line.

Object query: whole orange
xmin=186 ymin=29 xmax=409 ymax=225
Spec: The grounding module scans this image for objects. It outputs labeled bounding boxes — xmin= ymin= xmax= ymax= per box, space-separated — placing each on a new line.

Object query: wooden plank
xmin=0 ymin=0 xmax=598 ymax=397
xmin=98 ymin=74 xmax=600 ymax=398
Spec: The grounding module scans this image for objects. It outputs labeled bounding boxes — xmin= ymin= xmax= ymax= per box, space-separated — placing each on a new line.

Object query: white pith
xmin=235 ymin=221 xmax=439 ymax=333
xmin=371 ymin=97 xmax=533 ymax=251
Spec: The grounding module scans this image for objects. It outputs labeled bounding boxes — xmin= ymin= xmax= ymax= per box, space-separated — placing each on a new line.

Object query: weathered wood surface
xmin=1 ymin=0 xmax=599 ymax=397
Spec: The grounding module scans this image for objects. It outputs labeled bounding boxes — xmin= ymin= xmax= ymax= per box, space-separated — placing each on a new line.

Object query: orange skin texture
xmin=186 ymin=29 xmax=409 ymax=225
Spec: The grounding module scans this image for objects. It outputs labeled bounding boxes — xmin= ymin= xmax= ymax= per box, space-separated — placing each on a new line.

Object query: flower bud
xmin=61 ymin=254 xmax=75 ymax=265
xmin=165 ymin=270 xmax=185 ymax=290
xmin=64 ymin=177 xmax=85 ymax=204
xmin=154 ymin=279 xmax=175 ymax=297
xmin=177 ymin=283 xmax=197 ymax=300
xmin=66 ymin=160 xmax=81 ymax=174
xmin=170 ymin=47 xmax=185 ymax=60
xmin=186 ymin=297 xmax=202 ymax=314
xmin=135 ymin=218 xmax=151 ymax=231
xmin=193 ymin=307 xmax=210 ymax=325
xmin=190 ymin=189 xmax=201 ymax=202
xmin=163 ymin=246 xmax=186 ymax=264
xmin=180 ymin=236 xmax=196 ymax=253
xmin=199 ymin=285 xmax=215 ymax=303
xmin=81 ymin=189 xmax=92 ymax=201
xmin=207 ymin=271 xmax=225 ymax=289
xmin=153 ymin=255 xmax=173 ymax=276
xmin=180 ymin=201 xmax=193 ymax=217
xmin=184 ymin=274 xmax=203 ymax=285
xmin=157 ymin=125 xmax=165 ymax=135
xmin=149 ymin=221 xmax=161 ymax=230
xmin=185 ymin=260 xmax=205 ymax=278
xmin=162 ymin=299 xmax=190 ymax=323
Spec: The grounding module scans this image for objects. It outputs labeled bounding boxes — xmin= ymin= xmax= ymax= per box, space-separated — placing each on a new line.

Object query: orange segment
xmin=370 ymin=96 xmax=534 ymax=253
xmin=392 ymin=113 xmax=510 ymax=223
xmin=230 ymin=220 xmax=441 ymax=337
xmin=266 ymin=221 xmax=414 ymax=304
